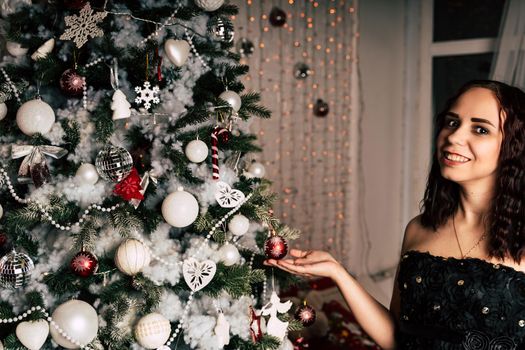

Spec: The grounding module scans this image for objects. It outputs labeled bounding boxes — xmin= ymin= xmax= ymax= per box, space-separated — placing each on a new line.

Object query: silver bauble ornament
xmin=134 ymin=313 xmax=171 ymax=349
xmin=236 ymin=37 xmax=255 ymax=57
xmin=164 ymin=39 xmax=190 ymax=67
xmin=219 ymin=244 xmax=240 ymax=266
xmin=248 ymin=162 xmax=266 ymax=178
xmin=161 ymin=187 xmax=199 ymax=227
xmin=294 ymin=62 xmax=312 ymax=80
xmin=208 ymin=17 xmax=235 ymax=43
xmin=49 ymin=300 xmax=98 ymax=349
xmin=194 ymin=0 xmax=224 ymax=11
xmin=0 ymin=102 xmax=7 ymax=121
xmin=114 ymin=239 xmax=151 ymax=276
xmin=75 ymin=163 xmax=99 ymax=185
xmin=16 ymin=98 xmax=56 ymax=136
xmin=95 ymin=145 xmax=133 ymax=182
xmin=0 ymin=250 xmax=34 ymax=288
xmin=219 ymin=90 xmax=242 ymax=112
xmin=185 ymin=139 xmax=209 ymax=163
xmin=228 ymin=214 xmax=250 ymax=236
xmin=6 ymin=41 xmax=28 ymax=56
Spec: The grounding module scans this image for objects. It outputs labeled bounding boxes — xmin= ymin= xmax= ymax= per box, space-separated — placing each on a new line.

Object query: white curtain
xmin=490 ymin=0 xmax=525 ymax=88
xmin=231 ymin=0 xmax=359 ymax=266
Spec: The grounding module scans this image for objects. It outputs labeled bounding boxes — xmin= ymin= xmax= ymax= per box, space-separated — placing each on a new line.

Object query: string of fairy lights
xmin=231 ymin=0 xmax=357 ymax=261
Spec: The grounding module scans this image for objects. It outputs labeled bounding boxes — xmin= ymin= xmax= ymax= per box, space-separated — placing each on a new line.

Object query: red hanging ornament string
xmin=155 ymin=46 xmax=163 ymax=82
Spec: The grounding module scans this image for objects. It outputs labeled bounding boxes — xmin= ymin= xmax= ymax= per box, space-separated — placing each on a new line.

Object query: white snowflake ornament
xmin=135 ymin=81 xmax=160 ymax=110
xmin=60 ymin=3 xmax=107 ymax=48
xmin=215 ymin=181 xmax=245 ymax=208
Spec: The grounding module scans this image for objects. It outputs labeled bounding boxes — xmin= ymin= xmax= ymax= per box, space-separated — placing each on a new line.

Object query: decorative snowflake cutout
xmin=134 ymin=81 xmax=160 ymax=110
xmin=215 ymin=181 xmax=245 ymax=208
xmin=60 ymin=3 xmax=107 ymax=48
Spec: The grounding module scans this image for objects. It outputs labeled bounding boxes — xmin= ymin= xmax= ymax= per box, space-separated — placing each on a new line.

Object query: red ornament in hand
xmin=294 ymin=302 xmax=316 ymax=327
xmin=60 ymin=69 xmax=85 ymax=97
xmin=264 ymin=234 xmax=288 ymax=259
xmin=70 ymin=250 xmax=98 ymax=277
xmin=113 ymin=168 xmax=144 ymax=201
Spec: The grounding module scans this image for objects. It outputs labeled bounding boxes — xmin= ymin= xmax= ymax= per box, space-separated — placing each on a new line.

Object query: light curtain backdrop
xmin=231 ymin=0 xmax=360 ymax=267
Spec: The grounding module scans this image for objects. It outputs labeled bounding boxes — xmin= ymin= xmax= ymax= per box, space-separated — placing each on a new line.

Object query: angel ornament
xmin=261 ymin=291 xmax=293 ymax=341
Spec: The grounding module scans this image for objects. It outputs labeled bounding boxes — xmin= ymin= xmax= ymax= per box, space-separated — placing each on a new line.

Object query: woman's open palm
xmin=264 ymin=249 xmax=342 ymax=279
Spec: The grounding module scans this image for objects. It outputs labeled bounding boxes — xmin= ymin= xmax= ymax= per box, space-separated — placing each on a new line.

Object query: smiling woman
xmin=267 ymin=80 xmax=525 ymax=349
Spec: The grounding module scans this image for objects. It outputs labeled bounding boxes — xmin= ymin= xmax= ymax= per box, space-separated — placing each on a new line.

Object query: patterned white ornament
xmin=16 ymin=319 xmax=49 ymax=350
xmin=195 ymin=0 xmax=224 ymax=11
xmin=134 ymin=313 xmax=171 ymax=349
xmin=60 ymin=3 xmax=107 ymax=48
xmin=261 ymin=291 xmax=293 ymax=341
xmin=182 ymin=258 xmax=216 ymax=292
xmin=215 ymin=181 xmax=245 ymax=208
xmin=31 ymin=38 xmax=55 ymax=61
xmin=214 ymin=313 xmax=230 ymax=348
xmin=134 ymin=81 xmax=160 ymax=110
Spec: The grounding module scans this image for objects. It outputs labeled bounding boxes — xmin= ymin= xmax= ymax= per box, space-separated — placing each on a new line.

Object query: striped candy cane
xmin=211 ymin=127 xmax=230 ymax=180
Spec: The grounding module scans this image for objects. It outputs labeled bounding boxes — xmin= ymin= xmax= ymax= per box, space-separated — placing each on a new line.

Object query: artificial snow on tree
xmin=0 ymin=1 xmax=301 ymax=349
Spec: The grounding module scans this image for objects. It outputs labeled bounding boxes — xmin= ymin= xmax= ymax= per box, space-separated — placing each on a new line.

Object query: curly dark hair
xmin=420 ymin=80 xmax=525 ymax=262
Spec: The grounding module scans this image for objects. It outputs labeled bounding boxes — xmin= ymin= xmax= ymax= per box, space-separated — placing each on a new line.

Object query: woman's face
xmin=437 ymin=87 xmax=504 ymax=185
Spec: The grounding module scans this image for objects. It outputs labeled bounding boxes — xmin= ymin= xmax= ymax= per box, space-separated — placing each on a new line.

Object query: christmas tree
xmin=0 ymin=0 xmax=304 ymax=349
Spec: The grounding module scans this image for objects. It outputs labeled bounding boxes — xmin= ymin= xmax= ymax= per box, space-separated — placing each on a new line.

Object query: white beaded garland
xmin=0 ymin=68 xmax=21 ymax=104
xmin=185 ymin=28 xmax=209 ymax=68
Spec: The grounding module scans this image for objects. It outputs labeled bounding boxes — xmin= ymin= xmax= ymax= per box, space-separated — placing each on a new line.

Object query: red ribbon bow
xmin=114 ymin=168 xmax=145 ymax=201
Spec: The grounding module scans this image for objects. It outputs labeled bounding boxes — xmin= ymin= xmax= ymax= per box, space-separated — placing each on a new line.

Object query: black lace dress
xmin=397 ymin=250 xmax=525 ymax=350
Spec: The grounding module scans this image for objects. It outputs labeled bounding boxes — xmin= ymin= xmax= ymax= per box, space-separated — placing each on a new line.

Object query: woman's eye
xmin=474 ymin=126 xmax=489 ymax=135
xmin=446 ymin=119 xmax=459 ymax=127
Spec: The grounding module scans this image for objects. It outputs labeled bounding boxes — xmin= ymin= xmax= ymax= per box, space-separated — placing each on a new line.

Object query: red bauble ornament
xmin=113 ymin=168 xmax=144 ymax=201
xmin=294 ymin=303 xmax=316 ymax=327
xmin=269 ymin=7 xmax=287 ymax=27
xmin=59 ymin=69 xmax=85 ymax=97
xmin=264 ymin=234 xmax=288 ymax=260
xmin=63 ymin=0 xmax=88 ymax=9
xmin=70 ymin=250 xmax=98 ymax=277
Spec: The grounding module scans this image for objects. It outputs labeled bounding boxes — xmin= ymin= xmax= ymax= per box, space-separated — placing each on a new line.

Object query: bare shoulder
xmin=400 ymin=215 xmax=436 ymax=254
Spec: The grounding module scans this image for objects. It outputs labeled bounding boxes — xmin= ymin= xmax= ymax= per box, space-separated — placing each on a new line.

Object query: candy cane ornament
xmin=211 ymin=126 xmax=230 ymax=180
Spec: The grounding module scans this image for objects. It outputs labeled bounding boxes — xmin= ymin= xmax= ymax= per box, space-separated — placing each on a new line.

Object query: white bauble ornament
xmin=248 ymin=162 xmax=266 ymax=178
xmin=49 ymin=300 xmax=98 ymax=349
xmin=6 ymin=41 xmax=28 ymax=56
xmin=185 ymin=139 xmax=208 ymax=163
xmin=0 ymin=102 xmax=7 ymax=121
xmin=228 ymin=214 xmax=249 ymax=236
xmin=194 ymin=0 xmax=224 ymax=11
xmin=164 ymin=39 xmax=190 ymax=67
xmin=16 ymin=319 xmax=49 ymax=350
xmin=134 ymin=313 xmax=171 ymax=349
xmin=16 ymin=98 xmax=55 ymax=136
xmin=161 ymin=187 xmax=199 ymax=227
xmin=0 ymin=204 xmax=3 ymax=220
xmin=114 ymin=239 xmax=151 ymax=276
xmin=31 ymin=38 xmax=55 ymax=61
xmin=219 ymin=90 xmax=242 ymax=112
xmin=75 ymin=163 xmax=99 ymax=185
xmin=219 ymin=244 xmax=240 ymax=266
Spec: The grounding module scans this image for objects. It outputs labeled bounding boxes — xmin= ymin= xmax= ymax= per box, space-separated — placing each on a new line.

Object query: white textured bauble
xmin=134 ymin=313 xmax=171 ymax=349
xmin=194 ymin=0 xmax=224 ymax=11
xmin=6 ymin=41 xmax=28 ymax=56
xmin=16 ymin=319 xmax=49 ymax=350
xmin=0 ymin=102 xmax=7 ymax=121
xmin=49 ymin=300 xmax=98 ymax=349
xmin=161 ymin=187 xmax=199 ymax=227
xmin=248 ymin=162 xmax=266 ymax=178
xmin=219 ymin=90 xmax=242 ymax=112
xmin=75 ymin=163 xmax=99 ymax=186
xmin=164 ymin=39 xmax=190 ymax=67
xmin=16 ymin=98 xmax=56 ymax=136
xmin=0 ymin=204 xmax=3 ymax=220
xmin=114 ymin=239 xmax=151 ymax=276
xmin=228 ymin=214 xmax=250 ymax=236
xmin=185 ymin=139 xmax=208 ymax=163
xmin=219 ymin=244 xmax=240 ymax=266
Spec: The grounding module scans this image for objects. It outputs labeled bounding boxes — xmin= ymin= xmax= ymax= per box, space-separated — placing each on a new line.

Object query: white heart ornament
xmin=16 ymin=319 xmax=49 ymax=350
xmin=183 ymin=258 xmax=216 ymax=291
xmin=164 ymin=39 xmax=190 ymax=67
xmin=215 ymin=181 xmax=245 ymax=208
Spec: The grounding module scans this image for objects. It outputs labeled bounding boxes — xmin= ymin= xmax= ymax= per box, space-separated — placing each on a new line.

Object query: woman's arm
xmin=266 ymin=250 xmax=398 ymax=349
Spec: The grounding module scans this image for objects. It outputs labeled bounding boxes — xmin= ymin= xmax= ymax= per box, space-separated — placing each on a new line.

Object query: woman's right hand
xmin=264 ymin=248 xmax=344 ymax=280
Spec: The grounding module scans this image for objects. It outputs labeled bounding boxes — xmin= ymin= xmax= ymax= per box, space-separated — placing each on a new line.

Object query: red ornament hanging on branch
xmin=113 ymin=168 xmax=144 ymax=201
xmin=70 ymin=250 xmax=98 ymax=277
xmin=294 ymin=300 xmax=316 ymax=327
xmin=59 ymin=68 xmax=85 ymax=97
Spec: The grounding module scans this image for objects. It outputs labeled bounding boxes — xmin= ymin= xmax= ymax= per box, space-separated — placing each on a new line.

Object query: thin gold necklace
xmin=452 ymin=216 xmax=487 ymax=259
